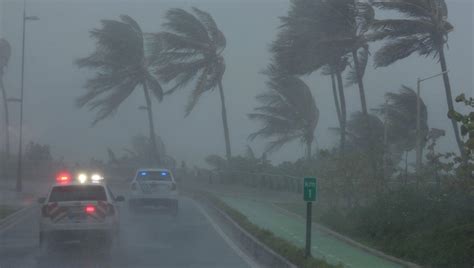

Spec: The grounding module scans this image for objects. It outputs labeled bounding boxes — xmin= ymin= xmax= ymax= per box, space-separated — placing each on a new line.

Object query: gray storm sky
xmin=0 ymin=0 xmax=473 ymax=167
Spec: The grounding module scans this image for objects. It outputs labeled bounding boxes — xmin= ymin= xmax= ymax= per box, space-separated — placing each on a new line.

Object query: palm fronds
xmin=249 ymin=64 xmax=319 ymax=154
xmin=76 ymin=15 xmax=162 ymax=125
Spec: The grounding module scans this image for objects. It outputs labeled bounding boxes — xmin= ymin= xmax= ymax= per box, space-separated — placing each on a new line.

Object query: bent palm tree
xmin=148 ymin=8 xmax=231 ymax=160
xmin=370 ymin=0 xmax=464 ymax=160
xmin=76 ymin=15 xmax=163 ymax=164
xmin=0 ymin=38 xmax=11 ymax=160
xmin=380 ymin=86 xmax=428 ymax=153
xmin=248 ymin=65 xmax=319 ymax=160
xmin=271 ymin=0 xmax=374 ymax=154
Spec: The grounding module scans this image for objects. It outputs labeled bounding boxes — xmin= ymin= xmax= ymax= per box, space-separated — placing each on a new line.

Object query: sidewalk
xmin=199 ymin=184 xmax=404 ymax=268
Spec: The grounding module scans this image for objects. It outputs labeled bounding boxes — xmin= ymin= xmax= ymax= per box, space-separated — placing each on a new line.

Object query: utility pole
xmin=16 ymin=0 xmax=38 ymax=192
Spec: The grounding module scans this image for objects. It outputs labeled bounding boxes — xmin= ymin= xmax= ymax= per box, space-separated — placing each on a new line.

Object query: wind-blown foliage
xmin=272 ymin=0 xmax=375 ymax=155
xmin=343 ymin=112 xmax=384 ymax=153
xmin=76 ymin=15 xmax=163 ymax=163
xmin=370 ymin=0 xmax=452 ymax=67
xmin=370 ymin=0 xmax=465 ymax=160
xmin=379 ymin=86 xmax=429 ymax=153
xmin=0 ymin=38 xmax=11 ymax=159
xmin=248 ymin=65 xmax=319 ymax=159
xmin=149 ymin=7 xmax=232 ymax=159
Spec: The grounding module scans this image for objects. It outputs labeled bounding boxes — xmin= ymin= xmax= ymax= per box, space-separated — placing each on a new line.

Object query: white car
xmin=38 ymin=172 xmax=124 ymax=251
xmin=128 ymin=168 xmax=179 ymax=215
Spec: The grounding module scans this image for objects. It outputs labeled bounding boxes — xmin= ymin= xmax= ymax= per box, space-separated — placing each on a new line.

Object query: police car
xmin=128 ymin=168 xmax=178 ymax=215
xmin=37 ymin=172 xmax=124 ymax=251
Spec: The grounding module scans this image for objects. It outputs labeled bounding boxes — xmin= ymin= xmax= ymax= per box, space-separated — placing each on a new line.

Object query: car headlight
xmin=91 ymin=174 xmax=104 ymax=182
xmin=78 ymin=173 xmax=87 ymax=184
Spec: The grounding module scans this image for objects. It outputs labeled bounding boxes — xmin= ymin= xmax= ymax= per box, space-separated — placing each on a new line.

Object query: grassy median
xmin=199 ymin=191 xmax=342 ymax=268
xmin=0 ymin=205 xmax=18 ymax=220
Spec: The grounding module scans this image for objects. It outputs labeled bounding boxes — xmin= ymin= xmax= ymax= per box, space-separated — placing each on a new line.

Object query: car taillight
xmin=85 ymin=205 xmax=96 ymax=214
xmin=131 ymin=183 xmax=137 ymax=191
xmin=171 ymin=183 xmax=177 ymax=191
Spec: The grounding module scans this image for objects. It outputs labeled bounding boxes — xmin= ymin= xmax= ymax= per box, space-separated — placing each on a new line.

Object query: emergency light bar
xmin=56 ymin=172 xmax=71 ymax=184
xmin=75 ymin=173 xmax=104 ymax=184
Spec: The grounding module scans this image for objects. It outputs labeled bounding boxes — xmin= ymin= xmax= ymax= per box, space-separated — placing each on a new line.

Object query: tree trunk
xmin=142 ymin=84 xmax=161 ymax=165
xmin=352 ymin=49 xmax=368 ymax=116
xmin=306 ymin=140 xmax=312 ymax=162
xmin=0 ymin=78 xmax=10 ymax=179
xmin=330 ymin=71 xmax=342 ymax=126
xmin=218 ymin=80 xmax=232 ymax=160
xmin=352 ymin=49 xmax=378 ymax=182
xmin=404 ymin=151 xmax=408 ymax=185
xmin=0 ymin=78 xmax=10 ymax=158
xmin=438 ymin=46 xmax=466 ymax=161
xmin=335 ymin=71 xmax=347 ymax=154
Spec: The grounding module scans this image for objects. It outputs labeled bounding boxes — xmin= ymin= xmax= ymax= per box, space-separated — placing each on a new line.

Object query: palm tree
xmin=0 ymin=38 xmax=11 ymax=160
xmin=321 ymin=57 xmax=349 ymax=153
xmin=271 ymin=0 xmax=374 ymax=153
xmin=370 ymin=0 xmax=465 ymax=160
xmin=341 ymin=111 xmax=384 ymax=154
xmin=76 ymin=15 xmax=163 ymax=164
xmin=148 ymin=8 xmax=231 ymax=160
xmin=376 ymin=86 xmax=429 ymax=180
xmin=271 ymin=0 xmax=345 ymax=152
xmin=316 ymin=0 xmax=374 ymax=118
xmin=379 ymin=86 xmax=429 ymax=155
xmin=248 ymin=65 xmax=319 ymax=160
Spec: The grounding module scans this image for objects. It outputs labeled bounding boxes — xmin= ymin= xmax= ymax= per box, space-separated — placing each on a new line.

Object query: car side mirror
xmin=37 ymin=197 xmax=46 ymax=204
xmin=115 ymin=196 xmax=125 ymax=202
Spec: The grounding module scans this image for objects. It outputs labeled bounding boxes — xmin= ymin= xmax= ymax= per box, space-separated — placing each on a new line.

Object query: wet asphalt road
xmin=0 ymin=195 xmax=252 ymax=268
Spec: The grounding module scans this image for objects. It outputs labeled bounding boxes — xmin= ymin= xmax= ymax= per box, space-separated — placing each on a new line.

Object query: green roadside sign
xmin=303 ymin=177 xmax=317 ymax=202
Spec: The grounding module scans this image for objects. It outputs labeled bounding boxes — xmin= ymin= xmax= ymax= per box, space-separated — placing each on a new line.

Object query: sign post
xmin=303 ymin=177 xmax=317 ymax=258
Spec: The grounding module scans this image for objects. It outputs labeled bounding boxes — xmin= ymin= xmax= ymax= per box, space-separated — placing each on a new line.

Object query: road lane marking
xmin=0 ymin=207 xmax=34 ymax=235
xmin=192 ymin=200 xmax=260 ymax=268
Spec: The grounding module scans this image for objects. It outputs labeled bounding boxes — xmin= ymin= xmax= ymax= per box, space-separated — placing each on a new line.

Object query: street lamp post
xmin=415 ymin=71 xmax=449 ymax=181
xmin=16 ymin=0 xmax=38 ymax=192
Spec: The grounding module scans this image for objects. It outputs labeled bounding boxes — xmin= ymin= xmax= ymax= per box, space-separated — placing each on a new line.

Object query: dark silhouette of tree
xmin=76 ymin=15 xmax=163 ymax=164
xmin=248 ymin=65 xmax=319 ymax=160
xmin=370 ymin=0 xmax=465 ymax=160
xmin=148 ymin=8 xmax=232 ymax=160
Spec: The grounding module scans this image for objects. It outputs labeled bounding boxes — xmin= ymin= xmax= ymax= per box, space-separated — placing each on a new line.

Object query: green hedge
xmin=277 ymin=188 xmax=474 ymax=268
xmin=200 ymin=191 xmax=341 ymax=268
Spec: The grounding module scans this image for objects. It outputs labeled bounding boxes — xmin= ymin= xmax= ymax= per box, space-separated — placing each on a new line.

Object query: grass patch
xmin=0 ymin=205 xmax=18 ymax=220
xmin=198 ymin=191 xmax=341 ymax=268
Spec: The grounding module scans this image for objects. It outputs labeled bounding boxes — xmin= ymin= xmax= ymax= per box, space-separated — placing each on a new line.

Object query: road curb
xmin=271 ymin=203 xmax=421 ymax=268
xmin=0 ymin=206 xmax=34 ymax=235
xmin=194 ymin=194 xmax=297 ymax=268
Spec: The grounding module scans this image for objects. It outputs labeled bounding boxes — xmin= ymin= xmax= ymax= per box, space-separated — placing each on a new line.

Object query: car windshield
xmin=137 ymin=171 xmax=172 ymax=182
xmin=48 ymin=185 xmax=107 ymax=202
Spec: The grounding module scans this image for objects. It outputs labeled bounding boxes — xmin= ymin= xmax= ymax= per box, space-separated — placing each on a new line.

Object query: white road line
xmin=192 ymin=200 xmax=260 ymax=268
xmin=0 ymin=207 xmax=33 ymax=235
